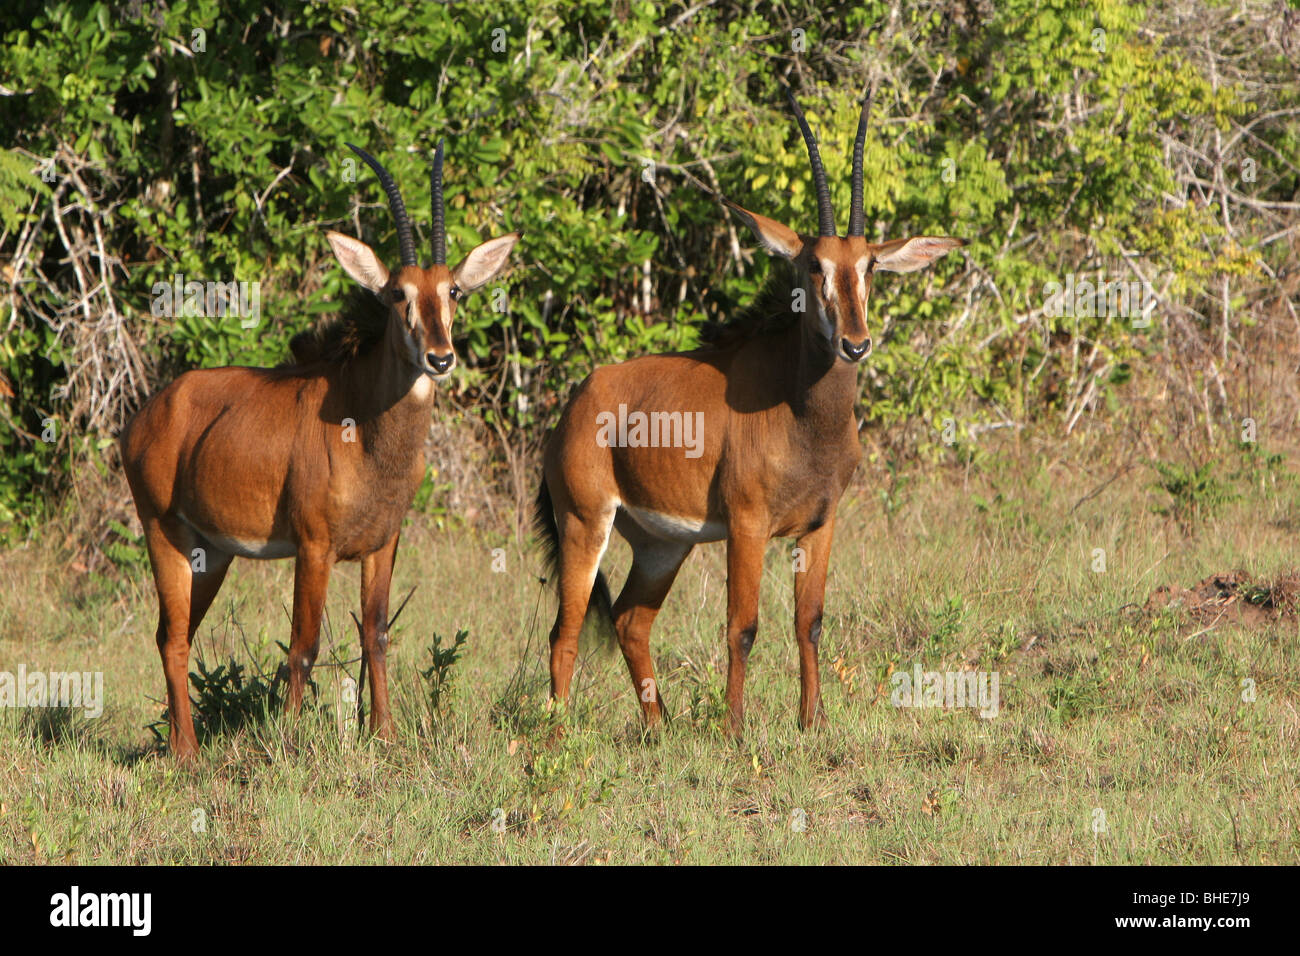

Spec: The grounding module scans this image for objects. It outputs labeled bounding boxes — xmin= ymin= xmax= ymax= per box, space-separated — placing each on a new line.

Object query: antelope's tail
xmin=534 ymin=478 xmax=615 ymax=647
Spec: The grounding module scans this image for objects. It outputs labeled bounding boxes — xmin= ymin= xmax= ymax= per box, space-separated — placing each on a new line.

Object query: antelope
xmin=536 ymin=91 xmax=964 ymax=736
xmin=120 ymin=143 xmax=518 ymax=759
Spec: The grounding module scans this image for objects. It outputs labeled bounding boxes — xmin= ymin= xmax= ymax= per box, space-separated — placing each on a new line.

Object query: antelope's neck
xmin=790 ymin=321 xmax=858 ymax=430
xmin=335 ymin=335 xmax=434 ymax=466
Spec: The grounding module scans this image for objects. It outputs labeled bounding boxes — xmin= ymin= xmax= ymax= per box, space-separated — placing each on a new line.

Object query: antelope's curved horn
xmin=345 ymin=143 xmax=417 ymax=267
xmin=848 ymin=92 xmax=871 ymax=237
xmin=430 ymin=139 xmax=446 ymax=266
xmin=784 ymin=88 xmax=837 ymax=237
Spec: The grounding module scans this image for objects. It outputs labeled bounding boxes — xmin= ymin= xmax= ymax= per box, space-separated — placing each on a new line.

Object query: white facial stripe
xmin=856 ymin=258 xmax=869 ymax=302
xmin=401 ymin=281 xmax=420 ymax=325
xmin=399 ymin=281 xmax=422 ymax=364
xmin=435 ymin=280 xmax=452 ymax=337
xmin=813 ymin=260 xmax=835 ymax=337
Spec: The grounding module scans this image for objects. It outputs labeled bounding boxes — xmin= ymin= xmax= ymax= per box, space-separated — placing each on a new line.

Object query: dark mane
xmin=281 ymin=286 xmax=390 ymax=367
xmin=697 ymin=260 xmax=802 ymax=350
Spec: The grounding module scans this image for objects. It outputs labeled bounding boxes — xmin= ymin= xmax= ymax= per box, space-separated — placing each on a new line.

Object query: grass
xmin=1 ymin=448 xmax=1298 ymax=864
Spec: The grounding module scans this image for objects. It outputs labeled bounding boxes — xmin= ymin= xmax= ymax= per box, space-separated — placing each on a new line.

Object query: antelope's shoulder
xmin=124 ymin=366 xmax=263 ymax=448
xmin=583 ymin=351 xmax=726 ymax=402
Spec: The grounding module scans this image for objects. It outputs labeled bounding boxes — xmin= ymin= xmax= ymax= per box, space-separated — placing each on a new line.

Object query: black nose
xmin=426 ymin=351 xmax=455 ymax=374
xmin=841 ymin=337 xmax=871 ymax=362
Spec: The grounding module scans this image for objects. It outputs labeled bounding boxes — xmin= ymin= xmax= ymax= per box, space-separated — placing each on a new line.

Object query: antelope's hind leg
xmin=612 ymin=519 xmax=691 ymax=728
xmin=143 ymin=516 xmax=232 ymax=760
xmin=546 ymin=498 xmax=617 ymax=711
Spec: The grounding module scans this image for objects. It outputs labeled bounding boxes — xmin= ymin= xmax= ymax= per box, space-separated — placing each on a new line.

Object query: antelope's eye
xmin=389 ymin=288 xmax=406 ymax=304
xmin=449 ymin=286 xmax=462 ymax=302
xmin=807 ymin=260 xmax=822 ymax=275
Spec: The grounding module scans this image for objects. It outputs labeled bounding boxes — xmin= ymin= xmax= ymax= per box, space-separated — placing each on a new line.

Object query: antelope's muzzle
xmin=840 ymin=336 xmax=872 ymax=363
xmin=425 ymin=350 xmax=456 ymax=376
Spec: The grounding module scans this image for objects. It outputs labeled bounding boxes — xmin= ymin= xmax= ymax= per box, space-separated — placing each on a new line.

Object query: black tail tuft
xmin=535 ymin=478 xmax=615 ymax=648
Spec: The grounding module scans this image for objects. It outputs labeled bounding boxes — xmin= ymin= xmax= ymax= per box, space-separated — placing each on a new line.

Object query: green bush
xmin=1 ymin=0 xmax=1296 ymax=541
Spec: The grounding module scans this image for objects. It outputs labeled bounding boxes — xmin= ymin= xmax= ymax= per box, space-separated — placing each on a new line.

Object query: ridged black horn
xmin=430 ymin=138 xmax=446 ymax=266
xmin=848 ymin=93 xmax=870 ymax=236
xmin=345 ymin=142 xmax=417 ymax=267
xmin=784 ymin=88 xmax=837 ymax=237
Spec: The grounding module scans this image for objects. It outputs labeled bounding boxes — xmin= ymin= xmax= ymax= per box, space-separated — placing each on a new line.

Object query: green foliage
xmin=686 ymin=666 xmax=729 ymax=732
xmin=0 ymin=0 xmax=1294 ymax=533
xmin=925 ymin=595 xmax=967 ymax=657
xmin=19 ymin=792 xmax=87 ymax=862
xmin=146 ymin=655 xmax=274 ymax=745
xmin=1150 ymin=459 xmax=1238 ymax=523
xmin=0 ymin=147 xmax=52 ymax=233
xmin=1227 ymin=442 xmax=1291 ymax=493
xmin=421 ymin=628 xmax=468 ymax=716
xmin=103 ymin=518 xmax=148 ymax=572
xmin=411 ymin=464 xmax=454 ymax=518
xmin=0 ymin=318 xmax=63 ymax=540
xmin=1151 ymin=442 xmax=1292 ymax=526
xmin=1046 ymin=669 xmax=1110 ymax=724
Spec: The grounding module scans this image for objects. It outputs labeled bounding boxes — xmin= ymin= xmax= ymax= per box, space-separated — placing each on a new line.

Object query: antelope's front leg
xmin=360 ymin=532 xmax=400 ymax=739
xmin=286 ymin=545 xmax=334 ymax=714
xmin=793 ymin=518 xmax=835 ymax=730
xmin=723 ymin=527 xmax=767 ymax=739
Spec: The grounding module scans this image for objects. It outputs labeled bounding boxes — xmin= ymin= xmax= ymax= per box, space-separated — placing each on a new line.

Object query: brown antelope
xmin=536 ymin=91 xmax=964 ymax=736
xmin=121 ymin=143 xmax=518 ymax=759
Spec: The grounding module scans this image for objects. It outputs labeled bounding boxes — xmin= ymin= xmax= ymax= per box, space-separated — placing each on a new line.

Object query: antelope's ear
xmin=727 ymin=202 xmax=804 ymax=259
xmin=452 ymin=233 xmax=519 ymax=294
xmin=327 ymin=231 xmax=390 ymax=292
xmin=872 ymin=236 xmax=966 ymax=273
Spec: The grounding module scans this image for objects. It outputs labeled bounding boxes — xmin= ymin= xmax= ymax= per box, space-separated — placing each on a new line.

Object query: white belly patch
xmin=623 ymin=504 xmax=725 ymax=543
xmin=178 ymin=512 xmax=296 ymax=559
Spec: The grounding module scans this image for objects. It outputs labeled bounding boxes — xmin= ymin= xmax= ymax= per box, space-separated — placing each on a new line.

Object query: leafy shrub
xmin=422 ymin=628 xmax=468 ymax=716
xmin=147 ymin=655 xmax=274 ymax=745
xmin=1 ymin=0 xmax=1295 ymax=541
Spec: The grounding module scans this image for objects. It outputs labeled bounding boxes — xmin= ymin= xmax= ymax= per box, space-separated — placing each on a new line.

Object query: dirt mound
xmin=1144 ymin=570 xmax=1300 ymax=627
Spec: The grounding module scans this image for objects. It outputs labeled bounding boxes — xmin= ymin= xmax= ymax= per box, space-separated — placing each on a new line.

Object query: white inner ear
xmin=453 ymin=234 xmax=519 ymax=294
xmin=757 ymin=229 xmax=801 ymax=259
xmin=327 ymin=231 xmax=389 ymax=292
xmin=727 ymin=204 xmax=803 ymax=260
xmin=739 ymin=212 xmax=802 ymax=259
xmin=874 ymin=236 xmax=964 ymax=274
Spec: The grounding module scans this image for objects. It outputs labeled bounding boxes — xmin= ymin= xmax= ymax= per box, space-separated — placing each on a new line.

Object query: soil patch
xmin=1144 ymin=570 xmax=1300 ymax=628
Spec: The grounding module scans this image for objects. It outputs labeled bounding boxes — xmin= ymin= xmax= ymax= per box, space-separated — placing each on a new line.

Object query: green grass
xmin=2 ymin=454 xmax=1298 ymax=864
